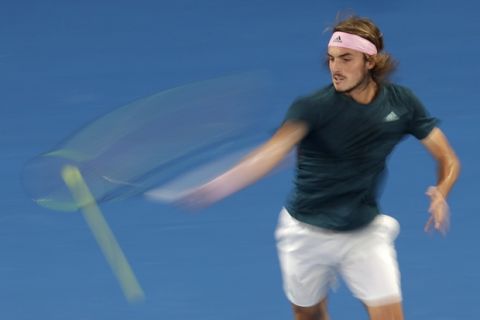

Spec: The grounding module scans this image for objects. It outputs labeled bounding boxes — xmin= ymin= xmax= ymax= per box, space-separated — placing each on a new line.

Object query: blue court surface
xmin=1 ymin=1 xmax=478 ymax=319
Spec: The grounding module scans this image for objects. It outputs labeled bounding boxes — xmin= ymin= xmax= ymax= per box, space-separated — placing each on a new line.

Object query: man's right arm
xmin=183 ymin=121 xmax=308 ymax=207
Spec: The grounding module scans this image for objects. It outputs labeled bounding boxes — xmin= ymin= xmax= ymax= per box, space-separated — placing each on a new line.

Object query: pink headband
xmin=328 ymin=31 xmax=378 ymax=55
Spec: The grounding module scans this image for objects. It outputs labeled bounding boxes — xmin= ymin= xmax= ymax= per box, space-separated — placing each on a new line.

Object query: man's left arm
xmin=421 ymin=127 xmax=461 ymax=235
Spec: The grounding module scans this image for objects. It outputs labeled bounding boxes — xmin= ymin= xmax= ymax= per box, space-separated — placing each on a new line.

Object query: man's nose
xmin=330 ymin=60 xmax=340 ymax=73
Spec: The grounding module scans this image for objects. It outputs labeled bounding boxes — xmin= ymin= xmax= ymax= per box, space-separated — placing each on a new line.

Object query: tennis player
xmin=185 ymin=16 xmax=460 ymax=320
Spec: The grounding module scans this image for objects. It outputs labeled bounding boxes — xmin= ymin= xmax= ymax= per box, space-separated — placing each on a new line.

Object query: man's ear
xmin=365 ymin=54 xmax=376 ymax=70
xmin=366 ymin=55 xmax=376 ymax=70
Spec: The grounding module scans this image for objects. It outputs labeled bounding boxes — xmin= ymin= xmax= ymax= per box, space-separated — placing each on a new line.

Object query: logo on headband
xmin=332 ymin=36 xmax=342 ymax=43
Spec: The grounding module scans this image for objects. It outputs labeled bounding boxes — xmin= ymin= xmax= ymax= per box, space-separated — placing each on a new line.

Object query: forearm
xmin=421 ymin=127 xmax=460 ymax=198
xmin=435 ymin=153 xmax=460 ymax=198
xmin=207 ymin=143 xmax=289 ymax=199
xmin=202 ymin=121 xmax=307 ymax=201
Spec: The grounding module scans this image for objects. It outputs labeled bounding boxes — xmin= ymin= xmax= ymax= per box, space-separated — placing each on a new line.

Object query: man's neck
xmin=346 ymin=78 xmax=378 ymax=105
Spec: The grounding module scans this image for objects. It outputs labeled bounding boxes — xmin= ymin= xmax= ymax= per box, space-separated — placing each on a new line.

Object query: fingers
xmin=425 ymin=186 xmax=450 ymax=236
xmin=176 ymin=188 xmax=212 ymax=211
xmin=424 ymin=216 xmax=433 ymax=233
xmin=176 ymin=183 xmax=223 ymax=211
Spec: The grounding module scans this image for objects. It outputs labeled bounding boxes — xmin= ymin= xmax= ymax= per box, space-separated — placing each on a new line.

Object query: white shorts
xmin=275 ymin=208 xmax=401 ymax=307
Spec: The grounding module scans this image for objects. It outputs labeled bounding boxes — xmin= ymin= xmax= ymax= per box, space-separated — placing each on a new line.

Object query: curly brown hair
xmin=332 ymin=16 xmax=397 ymax=83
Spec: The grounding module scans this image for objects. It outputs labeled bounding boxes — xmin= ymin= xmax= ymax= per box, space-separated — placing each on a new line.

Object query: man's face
xmin=328 ymin=47 xmax=374 ymax=93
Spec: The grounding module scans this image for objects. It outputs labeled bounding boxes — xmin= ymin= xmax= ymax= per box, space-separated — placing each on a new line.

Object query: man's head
xmin=327 ymin=16 xmax=396 ymax=93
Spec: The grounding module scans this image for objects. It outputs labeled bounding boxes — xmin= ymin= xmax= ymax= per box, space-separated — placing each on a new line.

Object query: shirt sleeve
xmin=405 ymin=89 xmax=439 ymax=140
xmin=282 ymin=98 xmax=317 ymax=130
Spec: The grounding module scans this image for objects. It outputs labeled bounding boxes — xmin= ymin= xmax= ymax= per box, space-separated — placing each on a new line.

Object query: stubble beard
xmin=334 ymin=72 xmax=372 ymax=95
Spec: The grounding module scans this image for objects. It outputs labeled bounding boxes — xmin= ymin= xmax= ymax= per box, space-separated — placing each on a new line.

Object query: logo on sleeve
xmin=384 ymin=111 xmax=399 ymax=122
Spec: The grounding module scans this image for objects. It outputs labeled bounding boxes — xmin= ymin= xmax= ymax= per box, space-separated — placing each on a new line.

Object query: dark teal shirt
xmin=284 ymin=83 xmax=438 ymax=231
